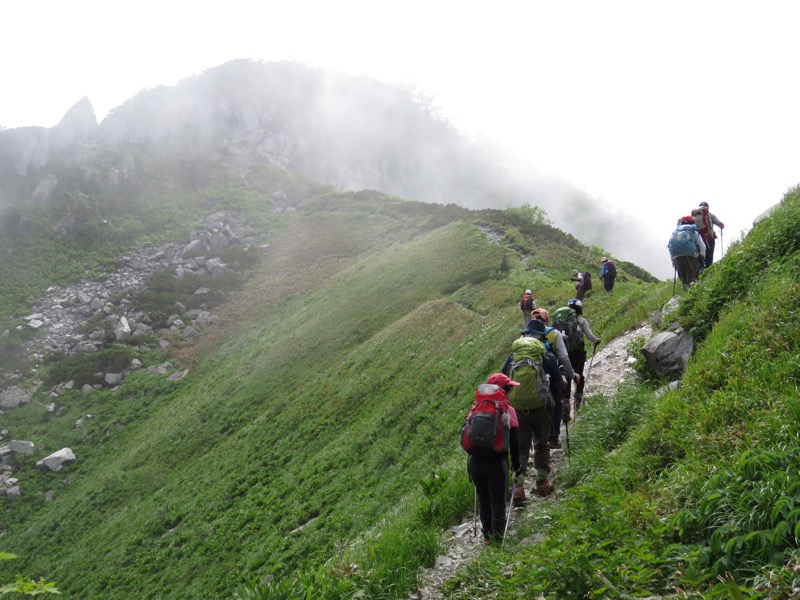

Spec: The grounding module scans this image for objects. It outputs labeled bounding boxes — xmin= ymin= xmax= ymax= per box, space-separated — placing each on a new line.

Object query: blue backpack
xmin=668 ymin=224 xmax=700 ymax=258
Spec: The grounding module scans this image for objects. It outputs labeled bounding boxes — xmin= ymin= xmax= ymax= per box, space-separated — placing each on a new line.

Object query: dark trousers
xmin=468 ymin=454 xmax=509 ymax=541
xmin=704 ymin=239 xmax=716 ymax=267
xmin=603 ymin=276 xmax=616 ymax=292
xmin=674 ymin=255 xmax=698 ymax=288
xmin=515 ymin=406 xmax=551 ymax=481
xmin=568 ymin=348 xmax=587 ymax=407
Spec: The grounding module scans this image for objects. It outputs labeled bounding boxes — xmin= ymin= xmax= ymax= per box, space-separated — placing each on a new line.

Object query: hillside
xmin=0 ymin=173 xmax=660 ymax=598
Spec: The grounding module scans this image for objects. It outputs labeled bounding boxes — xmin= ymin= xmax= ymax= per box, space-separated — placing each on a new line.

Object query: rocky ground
xmin=410 ymin=322 xmax=653 ymax=599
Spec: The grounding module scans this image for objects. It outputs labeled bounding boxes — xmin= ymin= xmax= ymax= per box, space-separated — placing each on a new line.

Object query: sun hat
xmin=487 ymin=373 xmax=520 ymax=387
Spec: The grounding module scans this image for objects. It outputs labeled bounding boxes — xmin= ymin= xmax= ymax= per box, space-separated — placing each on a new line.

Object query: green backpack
xmin=551 ymin=306 xmax=583 ymax=352
xmin=509 ymin=337 xmax=550 ymax=410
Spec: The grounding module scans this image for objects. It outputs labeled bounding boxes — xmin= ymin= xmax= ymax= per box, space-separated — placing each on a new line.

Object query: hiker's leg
xmin=569 ymin=350 xmax=587 ymax=408
xmin=549 ymin=390 xmax=562 ymax=444
xmin=515 ymin=411 xmax=534 ymax=475
xmin=705 ymin=239 xmax=715 ymax=267
xmin=522 ymin=309 xmax=532 ymax=327
xmin=469 ymin=457 xmax=493 ymax=540
xmin=487 ymin=457 xmax=509 ymax=540
xmin=532 ymin=409 xmax=552 ymax=483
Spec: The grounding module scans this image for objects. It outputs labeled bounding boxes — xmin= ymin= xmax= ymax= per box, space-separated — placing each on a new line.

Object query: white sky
xmin=3 ymin=1 xmax=799 ymax=278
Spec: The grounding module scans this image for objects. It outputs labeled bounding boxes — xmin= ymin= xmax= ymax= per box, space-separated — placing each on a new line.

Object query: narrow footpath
xmin=410 ymin=322 xmax=653 ymax=599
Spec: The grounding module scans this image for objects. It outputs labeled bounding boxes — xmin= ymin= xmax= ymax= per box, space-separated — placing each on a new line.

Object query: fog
xmin=0 ymin=60 xmax=719 ymax=278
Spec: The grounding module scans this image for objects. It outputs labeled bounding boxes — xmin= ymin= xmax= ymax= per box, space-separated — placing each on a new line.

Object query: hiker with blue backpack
xmin=599 ymin=257 xmax=617 ymax=292
xmin=460 ymin=373 xmax=522 ymax=545
xmin=551 ymin=299 xmax=600 ymax=413
xmin=669 ymin=216 xmax=706 ymax=289
xmin=530 ymin=307 xmax=580 ymax=449
xmin=500 ymin=319 xmax=564 ymax=504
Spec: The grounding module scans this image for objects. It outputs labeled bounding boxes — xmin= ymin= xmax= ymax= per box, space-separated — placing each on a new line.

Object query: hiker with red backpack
xmin=692 ymin=202 xmax=725 ymax=268
xmin=461 ymin=373 xmax=521 ymax=545
xmin=500 ymin=319 xmax=564 ymax=504
xmin=518 ymin=289 xmax=536 ymax=328
xmin=552 ymin=299 xmax=600 ymax=413
xmin=530 ymin=307 xmax=580 ymax=449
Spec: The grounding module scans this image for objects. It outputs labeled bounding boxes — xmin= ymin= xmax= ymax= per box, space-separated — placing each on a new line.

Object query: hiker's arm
xmin=695 ymin=233 xmax=707 ymax=255
xmin=553 ymin=333 xmax=575 ymax=380
xmin=501 ymin=353 xmax=513 ymax=376
xmin=579 ymin=317 xmax=599 ymax=345
xmin=711 ymin=213 xmax=724 ymax=228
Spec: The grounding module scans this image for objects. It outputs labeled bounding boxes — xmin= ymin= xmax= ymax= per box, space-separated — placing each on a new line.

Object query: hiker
xmin=530 ymin=308 xmax=580 ymax=449
xmin=599 ymin=257 xmax=617 ymax=292
xmin=552 ymin=299 xmax=599 ymax=412
xmin=518 ymin=289 xmax=536 ymax=328
xmin=501 ymin=319 xmax=564 ymax=503
xmin=462 ymin=373 xmax=521 ymax=545
xmin=694 ymin=202 xmax=725 ymax=268
xmin=571 ymin=269 xmax=586 ymax=300
xmin=669 ymin=216 xmax=706 ymax=290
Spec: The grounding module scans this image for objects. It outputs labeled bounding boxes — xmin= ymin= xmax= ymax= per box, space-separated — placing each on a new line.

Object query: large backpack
xmin=520 ymin=293 xmax=534 ymax=310
xmin=668 ymin=224 xmax=700 ymax=258
xmin=692 ymin=207 xmax=715 ymax=242
xmin=508 ymin=337 xmax=550 ymax=410
xmin=551 ymin=306 xmax=583 ymax=352
xmin=460 ymin=384 xmax=511 ymax=454
xmin=605 ymin=261 xmax=617 ymax=279
xmin=582 ymin=271 xmax=593 ymax=291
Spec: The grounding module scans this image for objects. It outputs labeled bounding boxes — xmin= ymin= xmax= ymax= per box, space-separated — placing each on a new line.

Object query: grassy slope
xmin=0 ymin=185 xmax=664 ymax=598
xmin=442 ymin=187 xmax=800 ymax=598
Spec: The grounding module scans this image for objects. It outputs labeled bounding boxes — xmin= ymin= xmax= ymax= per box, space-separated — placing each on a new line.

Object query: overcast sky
xmin=3 ymin=1 xmax=798 ymax=278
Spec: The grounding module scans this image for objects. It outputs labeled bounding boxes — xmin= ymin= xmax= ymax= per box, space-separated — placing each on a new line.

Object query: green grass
xmin=8 ymin=165 xmax=792 ymax=599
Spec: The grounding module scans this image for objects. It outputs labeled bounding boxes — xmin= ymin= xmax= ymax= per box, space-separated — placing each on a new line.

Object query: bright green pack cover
xmin=509 ymin=337 xmax=550 ymax=410
xmin=552 ymin=306 xmax=583 ymax=352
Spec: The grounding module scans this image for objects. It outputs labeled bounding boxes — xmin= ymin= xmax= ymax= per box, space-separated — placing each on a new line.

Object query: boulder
xmin=0 ymin=386 xmax=33 ymax=409
xmin=10 ymin=440 xmax=35 ymax=454
xmin=36 ymin=448 xmax=76 ymax=472
xmin=641 ymin=331 xmax=694 ymax=378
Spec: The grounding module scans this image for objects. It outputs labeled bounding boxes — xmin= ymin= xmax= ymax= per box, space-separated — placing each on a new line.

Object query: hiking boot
xmin=512 ymin=484 xmax=527 ymax=507
xmin=548 ymin=439 xmax=562 ymax=449
xmin=534 ymin=479 xmax=555 ymax=497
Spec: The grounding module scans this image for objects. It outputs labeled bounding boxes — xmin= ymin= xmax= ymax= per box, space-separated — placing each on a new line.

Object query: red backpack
xmin=460 ymin=384 xmax=511 ymax=454
xmin=521 ymin=293 xmax=534 ymax=310
xmin=692 ymin=207 xmax=715 ymax=242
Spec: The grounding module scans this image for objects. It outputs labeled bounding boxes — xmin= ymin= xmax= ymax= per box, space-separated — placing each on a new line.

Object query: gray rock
xmin=36 ymin=448 xmax=76 ymax=472
xmin=641 ymin=331 xmax=694 ymax=378
xmin=10 ymin=440 xmax=35 ymax=454
xmin=0 ymin=387 xmax=33 ymax=409
xmin=104 ymin=373 xmax=123 ymax=386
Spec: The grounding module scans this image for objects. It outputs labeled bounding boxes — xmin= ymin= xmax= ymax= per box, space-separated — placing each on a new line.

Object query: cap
xmin=601 ymin=257 xmax=608 ymax=263
xmin=680 ymin=215 xmax=696 ymax=224
xmin=487 ymin=373 xmax=520 ymax=387
xmin=523 ymin=319 xmax=546 ymax=336
xmin=567 ymin=298 xmax=582 ymax=309
xmin=699 ymin=202 xmax=709 ymax=207
xmin=572 ymin=269 xmax=579 ymax=275
xmin=525 ymin=289 xmax=531 ymax=294
xmin=532 ymin=307 xmax=549 ymax=323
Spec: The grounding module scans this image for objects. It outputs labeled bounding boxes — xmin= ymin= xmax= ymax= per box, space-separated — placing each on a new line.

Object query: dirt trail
xmin=410 ymin=322 xmax=653 ymax=599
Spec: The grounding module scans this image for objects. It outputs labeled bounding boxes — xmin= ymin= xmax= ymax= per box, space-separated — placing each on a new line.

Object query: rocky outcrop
xmin=641 ymin=330 xmax=695 ymax=379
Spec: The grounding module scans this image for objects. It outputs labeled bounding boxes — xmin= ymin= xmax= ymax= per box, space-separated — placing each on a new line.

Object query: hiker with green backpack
xmin=500 ymin=319 xmax=564 ymax=504
xmin=551 ymin=299 xmax=600 ymax=413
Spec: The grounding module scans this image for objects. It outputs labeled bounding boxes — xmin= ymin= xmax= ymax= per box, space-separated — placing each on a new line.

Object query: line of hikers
xmin=668 ymin=202 xmax=725 ymax=289
xmin=461 ymin=294 xmax=600 ymax=545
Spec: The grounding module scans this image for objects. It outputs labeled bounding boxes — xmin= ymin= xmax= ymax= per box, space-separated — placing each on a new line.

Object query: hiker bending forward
xmin=465 ymin=373 xmax=521 ymax=544
xmin=501 ymin=319 xmax=564 ymax=503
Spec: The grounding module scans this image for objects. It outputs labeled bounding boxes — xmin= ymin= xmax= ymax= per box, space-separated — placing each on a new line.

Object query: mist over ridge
xmin=0 ymin=59 xmax=659 ymax=276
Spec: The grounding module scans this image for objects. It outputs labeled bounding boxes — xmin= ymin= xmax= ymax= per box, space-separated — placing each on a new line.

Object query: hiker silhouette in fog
xmin=530 ymin=308 xmax=579 ymax=449
xmin=599 ymin=257 xmax=617 ymax=292
xmin=518 ymin=289 xmax=536 ymax=328
xmin=693 ymin=202 xmax=725 ymax=268
xmin=501 ymin=319 xmax=563 ymax=503
xmin=669 ymin=216 xmax=706 ymax=290
xmin=462 ymin=373 xmax=521 ymax=545
xmin=571 ymin=269 xmax=586 ymax=300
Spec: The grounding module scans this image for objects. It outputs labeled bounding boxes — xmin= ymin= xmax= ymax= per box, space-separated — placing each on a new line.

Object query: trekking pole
xmin=672 ymin=268 xmax=677 ymax=295
xmin=720 ymin=229 xmax=724 ymax=259
xmin=472 ymin=488 xmax=478 ymax=538
xmin=582 ymin=341 xmax=600 ymax=402
xmin=564 ymin=418 xmax=571 ymax=463
xmin=502 ymin=476 xmax=517 ymax=549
